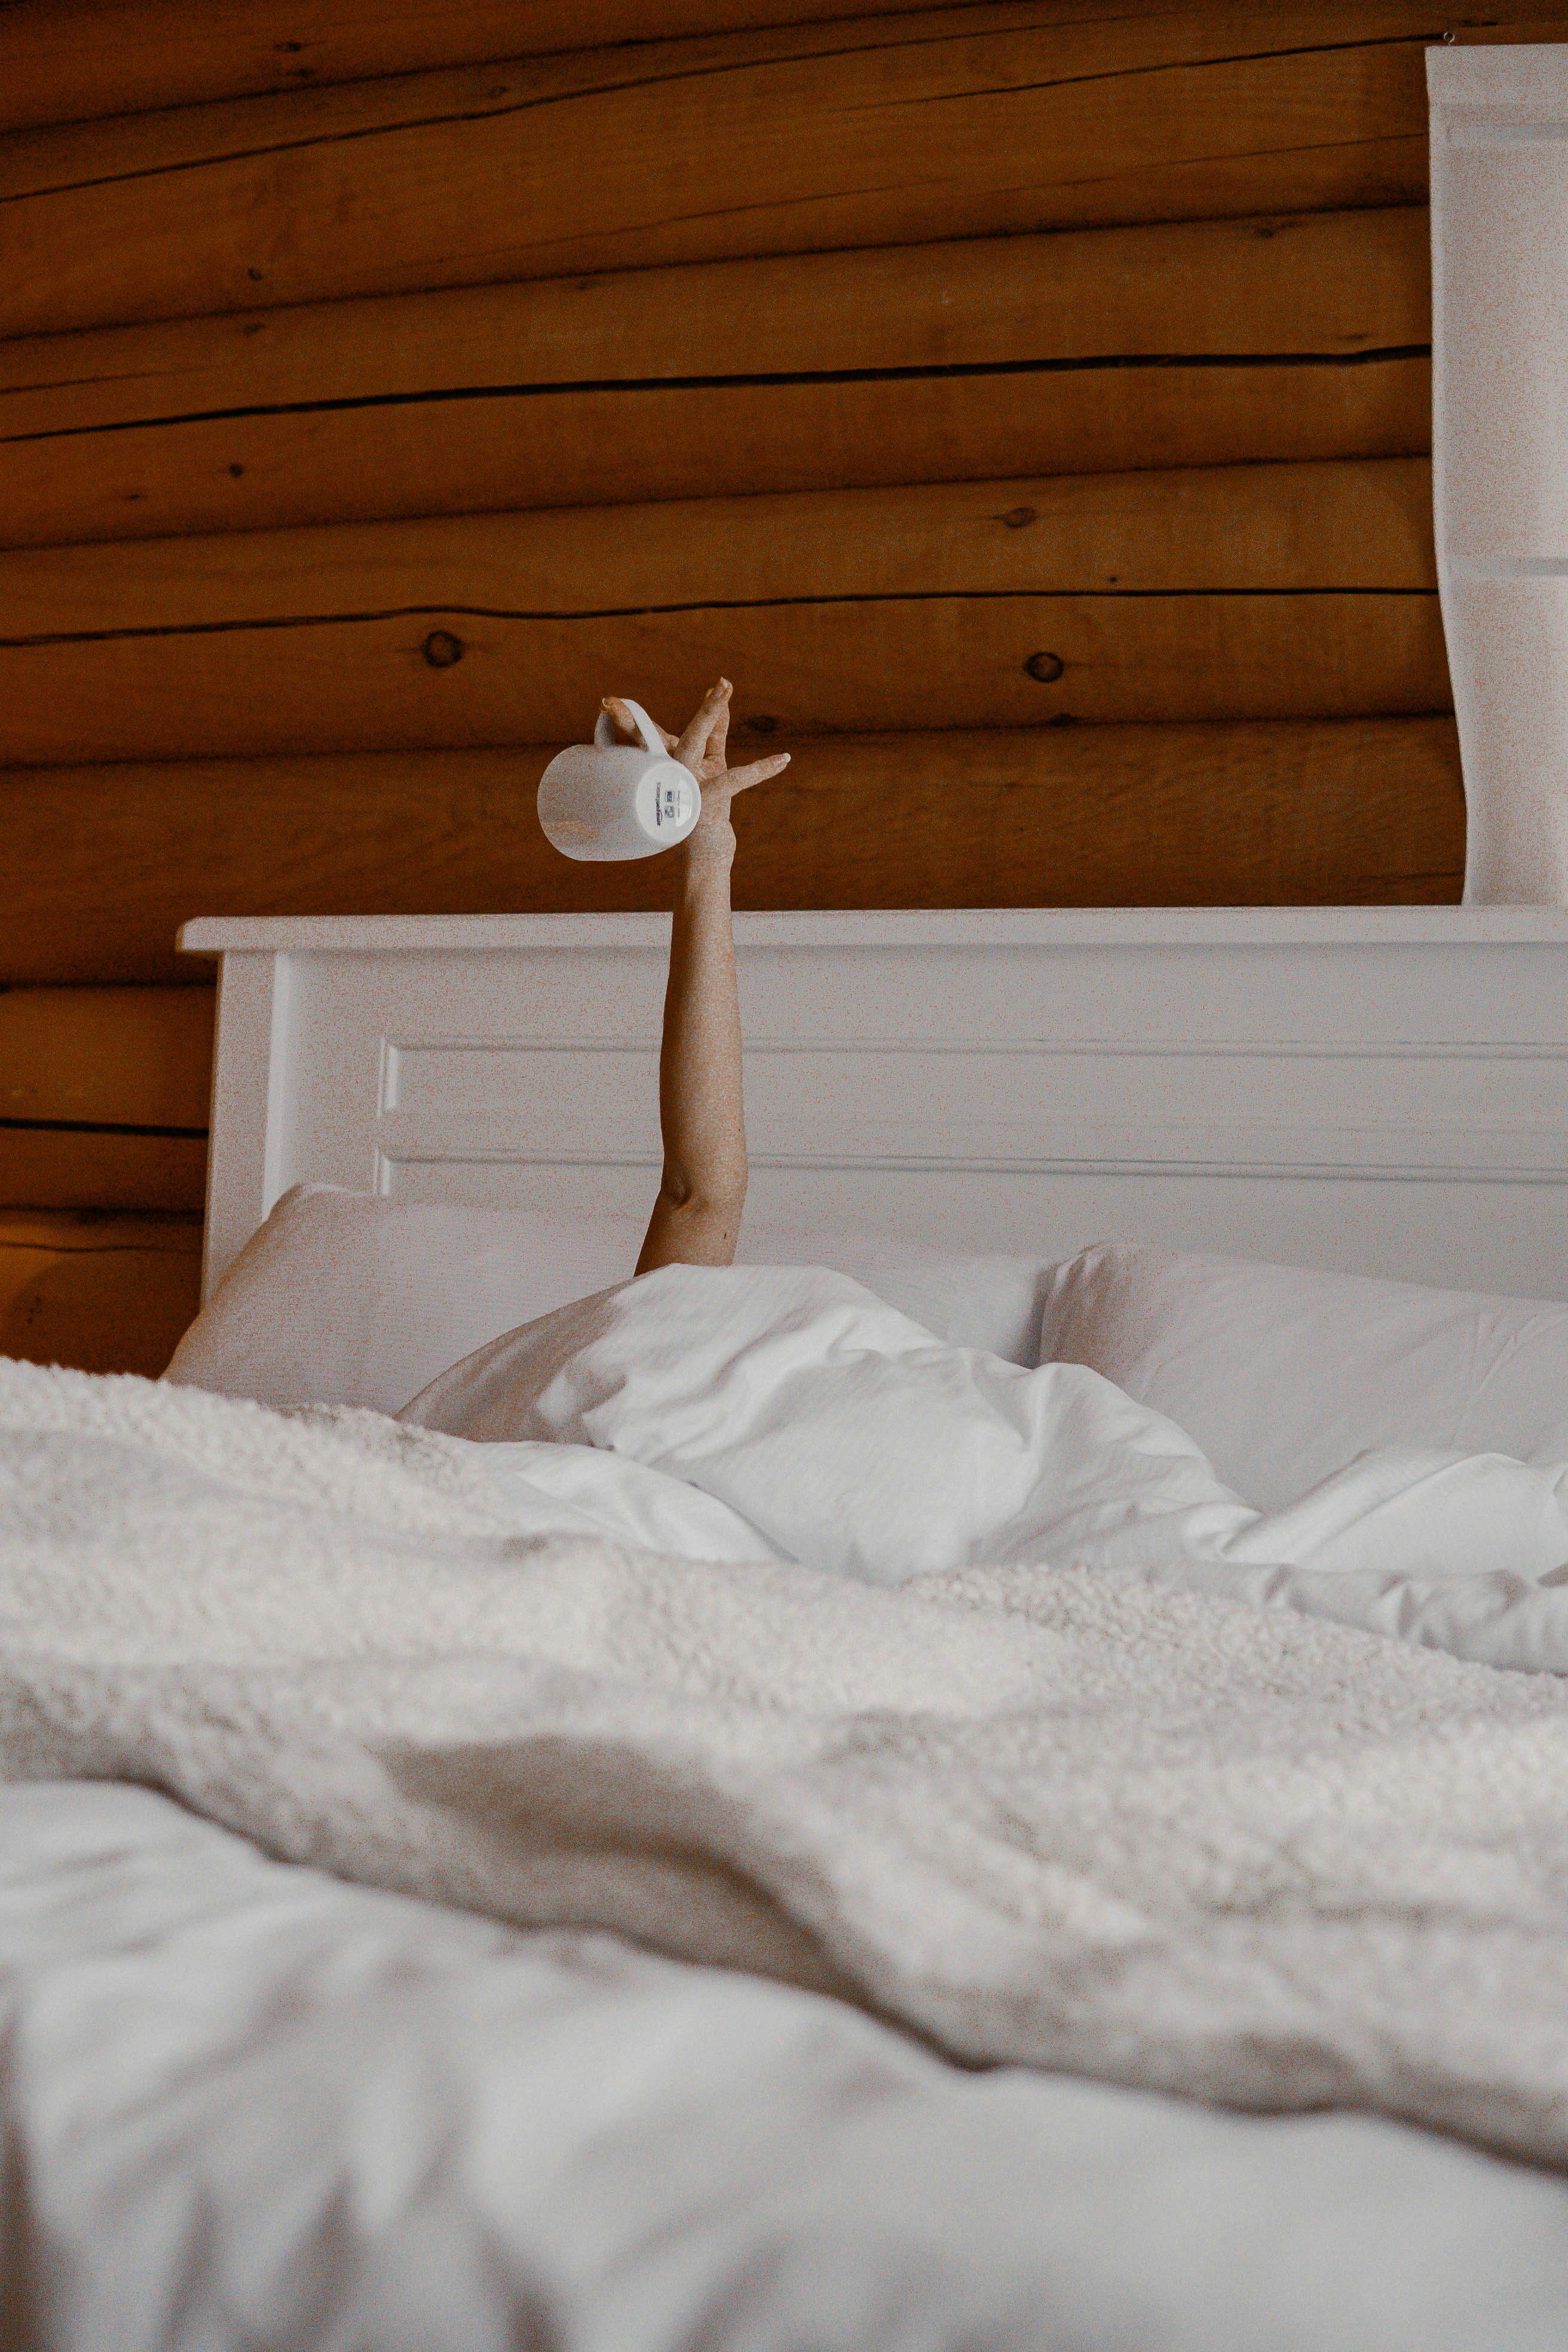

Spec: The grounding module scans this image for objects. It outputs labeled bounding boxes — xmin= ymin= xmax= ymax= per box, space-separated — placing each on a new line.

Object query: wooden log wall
xmin=3 ymin=0 xmax=1562 ymax=1374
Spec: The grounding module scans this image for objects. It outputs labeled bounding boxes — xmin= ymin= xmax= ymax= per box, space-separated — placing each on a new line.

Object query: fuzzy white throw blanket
xmin=6 ymin=1356 xmax=1568 ymax=2169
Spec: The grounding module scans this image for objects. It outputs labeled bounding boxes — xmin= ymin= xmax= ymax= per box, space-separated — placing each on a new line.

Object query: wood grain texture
xmin=0 ymin=986 xmax=213 ymax=1123
xmin=0 ymin=460 xmax=1446 ymax=761
xmin=0 ymin=210 xmax=1434 ymax=547
xmin=0 ymin=1129 xmax=207 ymax=1212
xmin=0 ymin=987 xmax=212 ymax=1210
xmin=6 ymin=0 xmax=1562 ymax=137
xmin=0 ymin=0 xmax=927 ymax=134
xmin=734 ymin=719 xmax=1466 ymax=911
xmin=7 ymin=2 xmax=1560 ymax=340
xmin=3 ymin=719 xmax=1464 ymax=988
xmin=0 ymin=1208 xmax=202 ymax=1375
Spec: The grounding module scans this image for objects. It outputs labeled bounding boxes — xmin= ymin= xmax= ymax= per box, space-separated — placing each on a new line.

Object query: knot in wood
xmin=1024 ymin=651 xmax=1065 ymax=683
xmin=422 ymin=630 xmax=465 ymax=669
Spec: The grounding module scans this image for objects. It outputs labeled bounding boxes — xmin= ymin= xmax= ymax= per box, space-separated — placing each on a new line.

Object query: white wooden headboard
xmin=179 ymin=909 xmax=1568 ymax=1304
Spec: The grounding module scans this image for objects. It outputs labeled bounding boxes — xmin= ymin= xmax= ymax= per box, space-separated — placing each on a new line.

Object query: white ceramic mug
xmin=537 ymin=700 xmax=701 ymax=861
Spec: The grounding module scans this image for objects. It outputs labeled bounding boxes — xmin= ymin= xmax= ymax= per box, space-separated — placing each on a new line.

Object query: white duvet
xmin=10 ymin=1264 xmax=1568 ymax=2172
xmin=17 ymin=1782 xmax=1568 ymax=2352
xmin=406 ymin=1263 xmax=1568 ymax=1674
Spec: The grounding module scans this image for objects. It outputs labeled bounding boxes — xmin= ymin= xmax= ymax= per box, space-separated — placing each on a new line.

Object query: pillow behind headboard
xmin=165 ymin=1184 xmax=1052 ymax=1413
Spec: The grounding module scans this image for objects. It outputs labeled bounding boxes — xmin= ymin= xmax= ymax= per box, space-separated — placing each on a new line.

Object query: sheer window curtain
xmin=1431 ymin=44 xmax=1568 ymax=903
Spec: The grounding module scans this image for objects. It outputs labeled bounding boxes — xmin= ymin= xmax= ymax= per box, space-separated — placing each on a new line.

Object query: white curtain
xmin=1430 ymin=45 xmax=1568 ymax=903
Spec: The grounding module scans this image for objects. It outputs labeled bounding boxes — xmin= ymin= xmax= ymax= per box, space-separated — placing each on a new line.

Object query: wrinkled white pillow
xmin=165 ymin=1184 xmax=1052 ymax=1413
xmin=1039 ymin=1242 xmax=1568 ymax=1512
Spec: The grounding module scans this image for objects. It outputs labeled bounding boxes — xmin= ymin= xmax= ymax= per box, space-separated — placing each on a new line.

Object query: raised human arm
xmin=600 ymin=680 xmax=788 ymax=1275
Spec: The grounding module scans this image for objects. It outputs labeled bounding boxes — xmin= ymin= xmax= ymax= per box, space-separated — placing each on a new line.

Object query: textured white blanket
xmin=6 ymin=1356 xmax=1568 ymax=2169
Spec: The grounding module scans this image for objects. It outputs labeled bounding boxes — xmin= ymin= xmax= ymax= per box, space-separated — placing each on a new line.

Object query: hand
xmin=601 ymin=678 xmax=789 ymax=838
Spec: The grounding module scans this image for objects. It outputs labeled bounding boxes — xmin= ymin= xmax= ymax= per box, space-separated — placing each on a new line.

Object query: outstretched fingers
xmin=704 ymin=682 xmax=731 ymax=769
xmin=724 ymin=751 xmax=791 ymax=798
xmin=601 ymin=686 xmax=782 ymax=801
xmin=676 ymin=678 xmax=732 ymax=770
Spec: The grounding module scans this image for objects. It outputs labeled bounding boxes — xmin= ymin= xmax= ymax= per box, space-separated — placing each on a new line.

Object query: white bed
xmin=8 ymin=905 xmax=1568 ymax=2351
xmin=16 ymin=27 xmax=1568 ymax=2335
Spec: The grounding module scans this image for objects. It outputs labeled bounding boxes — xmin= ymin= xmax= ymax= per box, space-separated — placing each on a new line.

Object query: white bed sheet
xmin=5 ymin=1778 xmax=1568 ymax=2352
xmin=413 ymin=1266 xmax=1568 ymax=1676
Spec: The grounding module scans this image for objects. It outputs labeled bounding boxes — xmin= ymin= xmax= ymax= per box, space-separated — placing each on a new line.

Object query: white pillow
xmin=164 ymin=1184 xmax=1052 ymax=1414
xmin=1039 ymin=1242 xmax=1568 ymax=1511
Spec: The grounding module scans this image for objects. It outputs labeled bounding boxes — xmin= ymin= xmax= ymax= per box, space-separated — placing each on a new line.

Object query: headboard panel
xmin=180 ymin=909 xmax=1568 ymax=1304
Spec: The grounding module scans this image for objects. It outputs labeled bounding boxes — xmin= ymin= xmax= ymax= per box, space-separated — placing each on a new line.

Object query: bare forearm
xmin=607 ymin=675 xmax=783 ymax=1276
xmin=636 ymin=823 xmax=747 ymax=1273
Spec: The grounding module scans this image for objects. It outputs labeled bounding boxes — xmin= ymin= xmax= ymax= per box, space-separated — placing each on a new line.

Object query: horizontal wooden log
xmin=0 ymin=356 xmax=1435 ymax=552
xmin=0 ymin=1130 xmax=207 ymax=1212
xmin=0 ymin=0 xmax=917 ymax=134
xmin=0 ymin=987 xmax=212 ymax=1210
xmin=0 ymin=1208 xmax=202 ymax=1376
xmin=0 ymin=594 xmax=1447 ymax=760
xmin=2 ymin=209 xmax=1435 ymax=436
xmin=7 ymin=0 xmax=1561 ymax=141
xmin=737 ymin=718 xmax=1464 ymax=912
xmin=0 ymin=986 xmax=213 ymax=1123
xmin=4 ymin=720 xmax=1464 ymax=988
xmin=0 ymin=462 xmax=1446 ymax=761
xmin=0 ymin=210 xmax=1434 ymax=547
xmin=5 ymin=2 xmax=1563 ymax=341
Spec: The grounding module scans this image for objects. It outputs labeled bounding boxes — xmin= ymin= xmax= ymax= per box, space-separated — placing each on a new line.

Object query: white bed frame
xmin=179 ymin=908 xmax=1568 ymax=1306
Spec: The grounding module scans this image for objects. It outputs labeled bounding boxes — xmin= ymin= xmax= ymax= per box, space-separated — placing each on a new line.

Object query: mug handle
xmin=593 ymin=697 xmax=666 ymax=757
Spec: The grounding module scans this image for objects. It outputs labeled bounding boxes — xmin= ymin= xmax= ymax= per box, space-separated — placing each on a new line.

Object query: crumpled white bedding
xmin=11 ymin=1777 xmax=1568 ymax=2352
xmin=11 ymin=1269 xmax=1568 ymax=2169
xmin=408 ymin=1263 xmax=1568 ymax=1673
